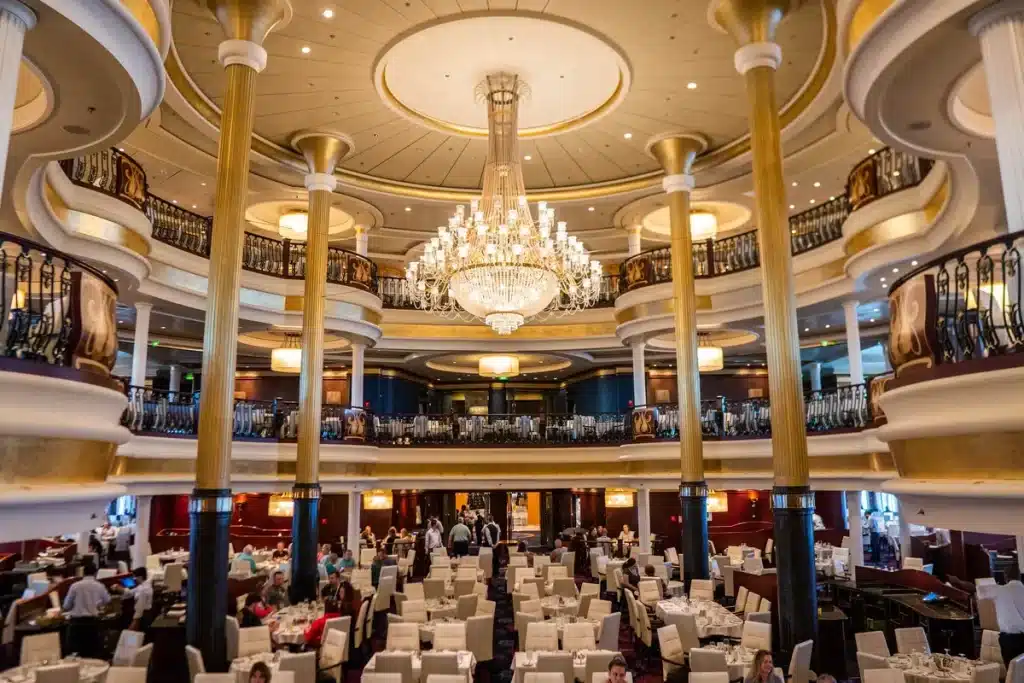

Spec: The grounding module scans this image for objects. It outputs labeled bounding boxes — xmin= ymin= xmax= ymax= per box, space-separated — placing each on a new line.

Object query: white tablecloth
xmin=0 ymin=658 xmax=109 ymax=683
xmin=539 ymin=596 xmax=579 ymax=617
xmin=267 ymin=603 xmax=324 ymax=645
xmin=655 ymin=597 xmax=743 ymax=639
xmin=548 ymin=615 xmax=601 ymax=642
xmin=417 ymin=618 xmax=466 ymax=643
xmin=887 ymin=654 xmax=979 ymax=683
xmin=511 ymin=650 xmax=618 ymax=683
xmin=365 ymin=650 xmax=476 ymax=682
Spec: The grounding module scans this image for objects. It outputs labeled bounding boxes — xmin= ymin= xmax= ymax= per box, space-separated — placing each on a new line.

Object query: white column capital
xmin=734 ymin=41 xmax=782 ymax=74
xmin=218 ymin=39 xmax=268 ymax=72
xmin=662 ymin=173 xmax=694 ymax=194
xmin=135 ymin=301 xmax=154 ymax=314
xmin=304 ymin=172 xmax=336 ymax=193
xmin=0 ymin=0 xmax=35 ymax=30
xmin=842 ymin=299 xmax=860 ymax=315
xmin=970 ymin=0 xmax=1024 ymax=36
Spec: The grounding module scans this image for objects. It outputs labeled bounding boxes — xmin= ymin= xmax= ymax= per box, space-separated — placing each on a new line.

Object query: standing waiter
xmin=63 ymin=563 xmax=111 ymax=657
xmin=482 ymin=515 xmax=502 ymax=577
xmin=448 ymin=517 xmax=472 ymax=558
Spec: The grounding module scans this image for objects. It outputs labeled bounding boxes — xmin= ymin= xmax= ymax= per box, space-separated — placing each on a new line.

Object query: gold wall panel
xmin=45 ymin=182 xmax=150 ymax=258
xmin=615 ymin=298 xmax=712 ymax=325
xmin=844 ymin=180 xmax=948 ymax=259
xmin=890 ymin=433 xmax=1024 ymax=479
xmin=0 ymin=438 xmax=116 ymax=484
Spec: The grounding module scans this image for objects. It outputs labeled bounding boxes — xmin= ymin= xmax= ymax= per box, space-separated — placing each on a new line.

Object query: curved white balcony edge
xmin=876 ymin=365 xmax=1024 ymax=442
xmin=0 ymin=483 xmax=128 ymax=542
xmin=881 ymin=479 xmax=1024 ymax=535
xmin=0 ymin=371 xmax=130 ymax=444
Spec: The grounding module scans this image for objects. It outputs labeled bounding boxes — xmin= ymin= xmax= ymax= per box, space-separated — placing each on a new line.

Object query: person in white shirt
xmin=425 ymin=519 xmax=443 ymax=554
xmin=449 ymin=517 xmax=472 ymax=558
xmin=993 ymin=580 xmax=1024 ymax=664
xmin=125 ymin=567 xmax=154 ymax=630
xmin=64 ymin=564 xmax=111 ymax=657
xmin=113 ymin=526 xmax=132 ymax=566
xmin=483 ymin=516 xmax=501 ymax=547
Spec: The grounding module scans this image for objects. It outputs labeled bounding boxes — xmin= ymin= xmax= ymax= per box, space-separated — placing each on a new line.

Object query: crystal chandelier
xmin=405 ymin=73 xmax=601 ymax=335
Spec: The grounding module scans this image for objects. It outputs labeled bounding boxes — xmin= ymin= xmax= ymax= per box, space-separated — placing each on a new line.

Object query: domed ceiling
xmin=169 ymin=0 xmax=829 ymax=192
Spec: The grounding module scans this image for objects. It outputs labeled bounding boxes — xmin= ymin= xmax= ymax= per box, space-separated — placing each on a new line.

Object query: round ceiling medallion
xmin=373 ymin=14 xmax=631 ymax=138
xmin=642 ymin=200 xmax=753 ymax=239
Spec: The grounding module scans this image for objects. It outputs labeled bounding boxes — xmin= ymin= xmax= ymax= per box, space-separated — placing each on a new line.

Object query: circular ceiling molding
xmin=949 ymin=63 xmax=994 ymax=139
xmin=238 ymin=327 xmax=351 ymax=351
xmin=425 ymin=352 xmax=573 ymax=376
xmin=641 ymin=200 xmax=753 ymax=239
xmin=647 ymin=327 xmax=759 ymax=351
xmin=13 ymin=59 xmax=53 ymax=134
xmin=373 ymin=14 xmax=630 ymax=139
xmin=245 ymin=198 xmax=355 ymax=242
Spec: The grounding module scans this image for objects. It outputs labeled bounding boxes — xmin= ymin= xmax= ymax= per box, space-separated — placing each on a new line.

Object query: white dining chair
xmin=423 ymin=579 xmax=447 ymax=601
xmin=689 ymin=579 xmax=714 ymax=601
xmin=403 ymin=583 xmax=424 ymax=601
xmin=456 ymin=594 xmax=478 ymax=619
xmin=237 ymin=625 xmax=273 ymax=657
xmin=185 ymin=644 xmax=205 ymax=682
xmin=980 ymin=630 xmax=1006 ymax=677
xmin=320 ymin=630 xmax=348 ymax=683
xmin=744 ymin=590 xmax=762 ymax=615
xmin=1007 ymin=653 xmax=1024 ymax=683
xmin=425 ymin=677 xmax=466 ymax=683
xmin=362 ymin=675 xmax=402 ymax=683
xmin=972 ymin=662 xmax=1002 ymax=683
xmin=112 ymin=629 xmax=146 ymax=667
xmin=597 ymin=612 xmax=620 ymax=651
xmin=386 ymin=622 xmax=420 ymax=652
xmin=537 ymin=652 xmax=574 ymax=683
xmin=400 ymin=599 xmax=428 ymax=623
xmin=857 ymin=652 xmax=891 ymax=675
xmin=521 ymin=598 xmax=544 ymax=617
xmin=35 ymin=665 xmax=80 ymax=683
xmin=524 ymin=674 xmax=565 ymax=683
xmin=901 ymin=557 xmax=924 ymax=570
xmin=224 ymin=616 xmax=240 ymax=662
xmin=978 ymin=598 xmax=1000 ymax=631
xmin=466 ymin=614 xmax=493 ymax=662
xmin=733 ymin=586 xmax=749 ymax=614
xmin=690 ymin=674 xmax=730 ymax=683
xmin=420 ymin=652 xmax=459 ymax=681
xmin=689 ymin=648 xmax=729 ymax=674
xmin=637 ymin=579 xmax=661 ymax=606
xmin=374 ymin=653 xmax=414 ymax=683
xmin=105 ymin=667 xmax=148 ymax=683
xmin=525 ymin=620 xmax=559 ymax=652
xmin=194 ymin=674 xmax=233 ymax=683
xmin=434 ymin=621 xmax=468 ymax=650
xmin=563 ymin=622 xmax=597 ymax=651
xmin=324 ymin=615 xmax=352 ymax=663
xmin=553 ymin=577 xmax=578 ymax=600
xmin=856 ymin=631 xmax=891 ymax=657
xmin=453 ymin=579 xmax=476 ymax=598
xmin=360 ymin=548 xmax=377 ymax=567
xmin=131 ymin=643 xmax=154 ymax=669
xmin=477 ymin=599 xmax=496 ymax=616
xmin=279 ymin=652 xmax=317 ymax=683
xmin=677 ymin=613 xmax=701 ymax=653
xmin=588 ymin=599 xmax=612 ymax=619
xmin=789 ymin=639 xmax=815 ymax=683
xmin=863 ymin=670 xmax=906 ymax=683
xmin=894 ymin=626 xmax=930 ymax=654
xmin=20 ymin=632 xmax=61 ymax=665
xmin=515 ymin=612 xmax=544 ymax=651
xmin=746 ymin=612 xmax=771 ymax=624
xmin=658 ymin=624 xmax=685 ymax=677
xmin=165 ymin=563 xmax=186 ymax=593
xmin=228 ymin=560 xmax=252 ymax=579
xmin=740 ymin=620 xmax=771 ymax=650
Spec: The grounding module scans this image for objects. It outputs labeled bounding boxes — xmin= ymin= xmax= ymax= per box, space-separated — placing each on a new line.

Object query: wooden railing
xmin=620 ymin=148 xmax=933 ymax=293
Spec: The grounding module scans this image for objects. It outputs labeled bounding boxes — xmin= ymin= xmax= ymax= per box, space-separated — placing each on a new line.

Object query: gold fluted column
xmin=288 ymin=131 xmax=352 ymax=603
xmin=711 ymin=0 xmax=817 ymax=656
xmin=188 ymin=0 xmax=290 ymax=671
xmin=647 ymin=133 xmax=711 ymax=585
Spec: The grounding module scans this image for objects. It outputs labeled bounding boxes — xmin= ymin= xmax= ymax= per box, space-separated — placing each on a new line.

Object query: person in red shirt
xmin=304 ymin=599 xmax=341 ymax=648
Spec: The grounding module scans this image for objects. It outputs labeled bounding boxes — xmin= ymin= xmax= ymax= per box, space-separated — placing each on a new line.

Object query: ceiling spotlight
xmin=869 ymin=318 xmax=876 ymax=323
xmin=201 ymin=182 xmax=206 ymax=187
xmin=825 ymin=324 xmax=831 ymax=329
xmin=789 ymin=204 xmax=795 ymax=210
xmin=588 ymin=206 xmax=595 ymax=212
xmin=813 ymin=182 xmax=821 ymax=187
xmin=880 ymin=277 xmax=886 ymax=282
xmin=118 ymin=320 xmax=124 ymax=324
xmin=804 ymin=327 xmax=809 ymax=332
xmin=829 ymin=195 xmax=835 ymax=200
xmin=791 ymin=181 xmax=798 ymax=187
xmin=882 ymin=283 xmax=889 ymax=289
xmin=192 ymin=205 xmax=197 ymax=209
xmin=809 ymin=199 xmax=816 ymax=204
xmin=172 ymin=199 xmax=178 ymax=204
xmin=524 ymin=155 xmax=532 ymax=161
xmin=892 ymin=267 xmax=899 ymax=273
xmin=301 ymin=46 xmax=311 ymax=54
xmin=404 ymin=207 xmax=411 ymax=212
xmin=322 ymin=8 xmax=334 ymax=18
xmin=893 ymin=170 xmax=901 ymax=177
xmin=869 ymin=148 xmax=876 ymax=154
xmin=911 ymin=260 xmax=918 ymax=266
xmin=623 ymin=132 xmax=633 ymax=140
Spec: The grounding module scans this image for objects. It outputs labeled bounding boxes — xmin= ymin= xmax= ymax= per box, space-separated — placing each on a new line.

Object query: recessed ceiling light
xmin=160 ymin=326 xmax=166 ymax=329
xmin=825 ymin=324 xmax=831 ymax=329
xmin=880 ymin=277 xmax=886 ymax=282
xmin=201 ymin=182 xmax=206 ymax=187
xmin=882 ymin=284 xmax=888 ymax=289
xmin=686 ymin=82 xmax=697 ymax=90
xmin=829 ymin=196 xmax=835 ymax=201
xmin=524 ymin=155 xmax=532 ymax=161
xmin=623 ymin=132 xmax=632 ymax=139
xmin=118 ymin=320 xmax=124 ymax=324
xmin=804 ymin=327 xmax=809 ymax=332
xmin=301 ymin=46 xmax=311 ymax=54
xmin=322 ymin=8 xmax=334 ymax=18
xmin=102 ymin=269 xmax=107 ymax=273
xmin=404 ymin=207 xmax=411 ymax=212
xmin=791 ymin=181 xmax=798 ymax=187
xmin=893 ymin=170 xmax=901 ymax=177
xmin=118 ymin=148 xmax=124 ymax=152
xmin=588 ymin=207 xmax=595 ymax=212
xmin=869 ymin=148 xmax=876 ymax=154
xmin=192 ymin=205 xmax=197 ymax=209
xmin=172 ymin=199 xmax=178 ymax=204
xmin=892 ymin=267 xmax=899 ymax=273
xmin=813 ymin=182 xmax=820 ymax=187
xmin=789 ymin=204 xmax=795 ymax=209
xmin=869 ymin=318 xmax=876 ymax=323
xmin=911 ymin=260 xmax=918 ymax=266
xmin=809 ymin=199 xmax=816 ymax=204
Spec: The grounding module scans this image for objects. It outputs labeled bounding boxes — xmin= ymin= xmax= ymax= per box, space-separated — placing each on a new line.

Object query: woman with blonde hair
xmin=744 ymin=650 xmax=783 ymax=683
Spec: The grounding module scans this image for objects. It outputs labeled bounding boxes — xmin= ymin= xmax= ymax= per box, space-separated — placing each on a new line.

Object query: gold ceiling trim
xmin=846 ymin=0 xmax=895 ymax=53
xmin=378 ymin=65 xmax=627 ymax=140
xmin=1 ymin=437 xmax=117 ymax=485
xmin=164 ymin=0 xmax=837 ymax=201
xmin=615 ymin=297 xmax=713 ymax=325
xmin=890 ymin=433 xmax=1024 ymax=479
xmin=119 ymin=0 xmax=162 ymax=51
xmin=283 ymin=296 xmax=383 ymax=326
xmin=379 ymin=321 xmax=618 ymax=340
xmin=843 ymin=179 xmax=948 ymax=258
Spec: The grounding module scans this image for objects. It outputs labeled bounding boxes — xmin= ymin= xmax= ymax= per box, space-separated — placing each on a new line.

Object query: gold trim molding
xmin=164 ymin=0 xmax=837 ymax=201
xmin=890 ymin=433 xmax=1024 ymax=480
xmin=844 ymin=180 xmax=948 ymax=258
xmin=1 ymin=437 xmax=117 ymax=484
xmin=615 ymin=298 xmax=712 ymax=325
xmin=45 ymin=181 xmax=151 ymax=258
xmin=379 ymin=321 xmax=618 ymax=340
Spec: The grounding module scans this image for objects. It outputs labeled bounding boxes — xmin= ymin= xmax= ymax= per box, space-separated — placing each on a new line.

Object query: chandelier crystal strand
xmin=406 ymin=72 xmax=601 ymax=334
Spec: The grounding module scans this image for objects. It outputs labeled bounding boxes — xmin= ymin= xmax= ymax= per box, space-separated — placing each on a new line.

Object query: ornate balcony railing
xmin=0 ymin=231 xmax=119 ymax=377
xmin=888 ymin=233 xmax=1024 ymax=377
xmin=377 ymin=273 xmax=621 ymax=310
xmin=620 ymin=148 xmax=932 ymax=293
xmin=58 ymin=149 xmax=148 ymax=212
xmin=121 ymin=384 xmax=871 ymax=446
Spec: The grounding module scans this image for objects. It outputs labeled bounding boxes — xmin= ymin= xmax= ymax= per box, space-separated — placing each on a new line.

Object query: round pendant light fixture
xmin=270 ymin=333 xmax=303 ymax=373
xmin=478 ymin=354 xmax=521 ymax=378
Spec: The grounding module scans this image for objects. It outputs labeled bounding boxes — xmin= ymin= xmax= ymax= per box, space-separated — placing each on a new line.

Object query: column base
xmin=679 ymin=481 xmax=710 ymax=588
xmin=772 ymin=485 xmax=818 ymax=663
xmin=186 ymin=488 xmax=232 ymax=672
xmin=289 ymin=483 xmax=321 ymax=604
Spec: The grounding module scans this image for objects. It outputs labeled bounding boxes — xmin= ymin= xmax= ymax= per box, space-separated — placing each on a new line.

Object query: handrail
xmin=887 ymin=232 xmax=1024 ymax=375
xmin=58 ymin=149 xmax=148 ymax=212
xmin=120 ymin=383 xmax=872 ymax=446
xmin=620 ymin=148 xmax=932 ymax=294
xmin=0 ymin=230 xmax=119 ymax=376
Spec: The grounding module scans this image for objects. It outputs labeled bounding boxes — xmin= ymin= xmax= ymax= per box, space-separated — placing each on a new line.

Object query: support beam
xmin=130 ymin=302 xmax=152 ymax=388
xmin=843 ymin=301 xmax=865 ymax=385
